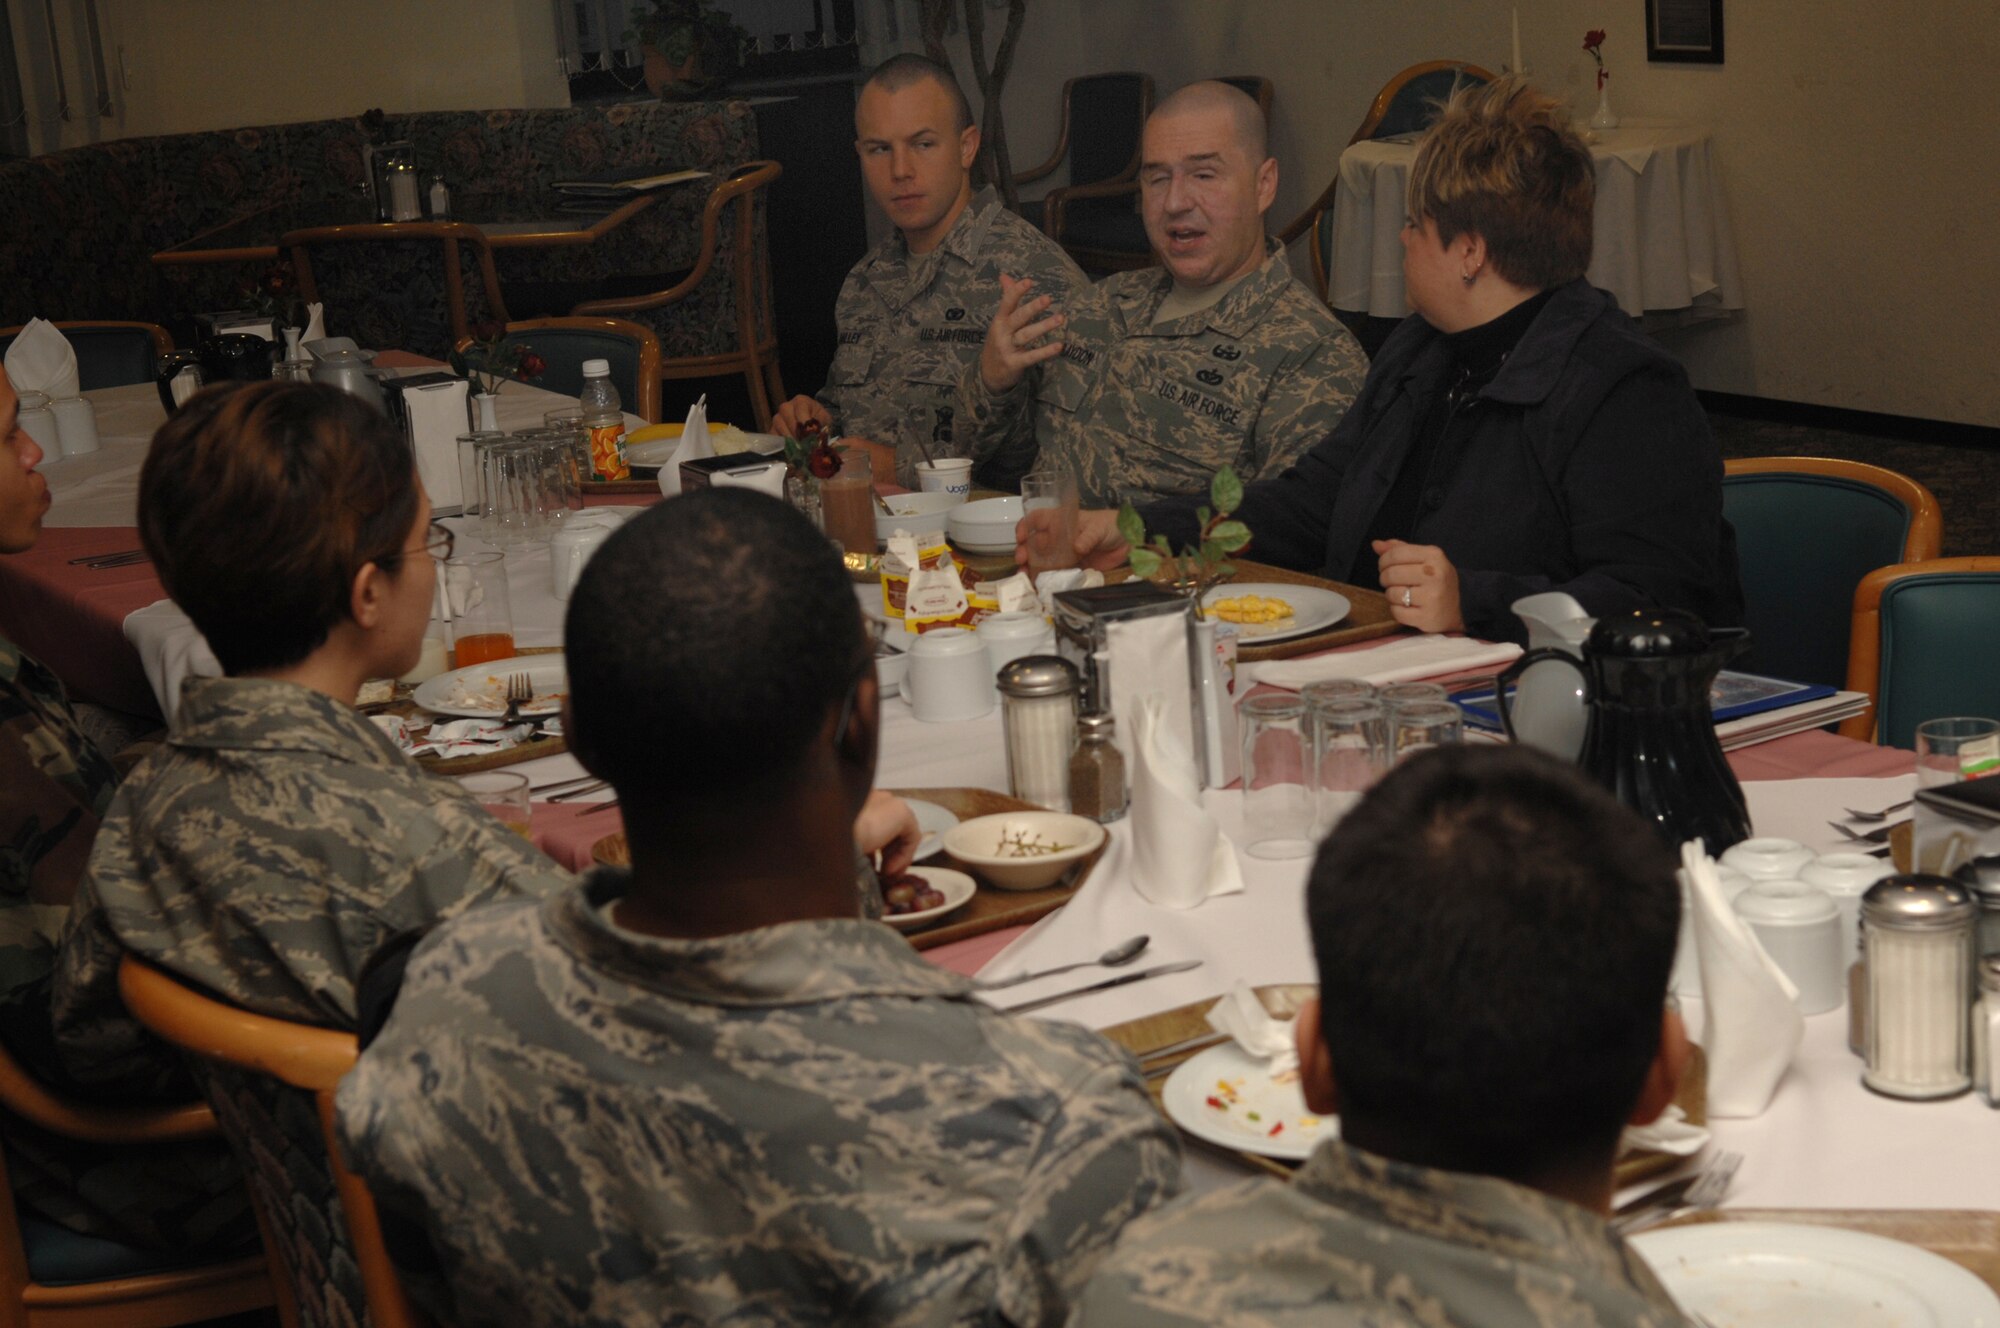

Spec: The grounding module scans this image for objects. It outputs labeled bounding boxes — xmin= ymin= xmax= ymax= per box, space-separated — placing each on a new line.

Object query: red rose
xmin=806 ymin=442 xmax=841 ymax=479
xmin=516 ymin=351 xmax=546 ymax=379
xmin=1583 ymin=28 xmax=1606 ymax=52
xmin=471 ymin=320 xmax=506 ymax=343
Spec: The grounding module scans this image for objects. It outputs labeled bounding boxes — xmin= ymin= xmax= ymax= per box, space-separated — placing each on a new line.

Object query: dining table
xmin=11 ymin=373 xmax=2000 ymax=1229
xmin=1330 ymin=118 xmax=1744 ymax=323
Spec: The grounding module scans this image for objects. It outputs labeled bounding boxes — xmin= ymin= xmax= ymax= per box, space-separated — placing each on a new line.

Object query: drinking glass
xmin=1021 ymin=471 xmax=1080 ymax=581
xmin=459 ymin=771 xmax=532 ymax=838
xmin=1916 ymin=717 xmax=2000 ymax=787
xmin=1240 ymin=693 xmax=1315 ymax=859
xmin=443 ymin=551 xmax=515 ymax=667
xmin=1378 ymin=681 xmax=1449 ymax=708
xmin=456 ymin=431 xmax=505 ymax=535
xmin=820 ymin=450 xmax=875 ymax=557
xmin=544 ymin=408 xmax=591 ymax=490
xmin=1310 ymin=695 xmax=1389 ymax=833
xmin=480 ymin=437 xmax=558 ymax=545
xmin=1389 ymin=700 xmax=1464 ymax=762
xmin=1300 ymin=679 xmax=1376 ymax=708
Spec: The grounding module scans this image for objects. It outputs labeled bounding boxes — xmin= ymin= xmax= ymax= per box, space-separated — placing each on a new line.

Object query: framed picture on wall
xmin=1646 ymin=0 xmax=1723 ymax=63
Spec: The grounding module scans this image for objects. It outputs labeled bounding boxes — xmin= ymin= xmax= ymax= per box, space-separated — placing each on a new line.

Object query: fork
xmin=1843 ymin=797 xmax=1912 ymax=823
xmin=1828 ymin=818 xmax=1903 ymax=845
xmin=1614 ymin=1150 xmax=1741 ymax=1235
xmin=499 ymin=673 xmax=531 ymax=728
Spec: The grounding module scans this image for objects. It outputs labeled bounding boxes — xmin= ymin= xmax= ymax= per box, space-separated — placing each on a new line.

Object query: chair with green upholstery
xmin=0 ymin=321 xmax=173 ymax=391
xmin=1723 ymin=457 xmax=1941 ymax=693
xmin=1844 ymin=558 xmax=2000 ymax=748
xmin=453 ymin=316 xmax=662 ymax=425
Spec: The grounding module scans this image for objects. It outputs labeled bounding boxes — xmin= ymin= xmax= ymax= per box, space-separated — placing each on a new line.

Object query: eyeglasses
xmin=411 ymin=522 xmax=455 ymax=561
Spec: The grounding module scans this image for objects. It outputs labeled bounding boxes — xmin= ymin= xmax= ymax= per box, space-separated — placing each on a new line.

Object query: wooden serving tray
xmin=1100 ymin=985 xmax=1707 ymax=1183
xmin=1660 ymin=1209 xmax=2000 ymax=1297
xmin=1219 ymin=560 xmax=1405 ymax=664
xmin=580 ymin=476 xmax=661 ymax=496
xmin=591 ymin=787 xmax=1106 ymax=949
xmin=363 ymin=646 xmax=568 ymax=776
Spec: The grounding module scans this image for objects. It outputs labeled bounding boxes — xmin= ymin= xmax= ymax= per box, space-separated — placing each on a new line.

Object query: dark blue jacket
xmin=1141 ymin=279 xmax=1743 ymax=643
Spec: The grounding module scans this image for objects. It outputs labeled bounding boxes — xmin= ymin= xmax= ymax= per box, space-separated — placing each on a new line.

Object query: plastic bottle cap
xmin=581 ymin=359 xmax=610 ymax=377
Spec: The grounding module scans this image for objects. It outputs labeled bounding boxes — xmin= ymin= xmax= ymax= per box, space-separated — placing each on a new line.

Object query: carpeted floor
xmin=1708 ymin=411 xmax=2000 ymax=559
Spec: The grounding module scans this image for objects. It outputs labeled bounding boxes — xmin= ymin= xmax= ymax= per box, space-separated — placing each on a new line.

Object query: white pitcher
xmin=1507 ymin=592 xmax=1595 ymax=760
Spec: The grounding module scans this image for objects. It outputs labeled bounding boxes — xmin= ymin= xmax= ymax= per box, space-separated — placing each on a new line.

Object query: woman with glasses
xmin=50 ymin=380 xmax=570 ymax=1103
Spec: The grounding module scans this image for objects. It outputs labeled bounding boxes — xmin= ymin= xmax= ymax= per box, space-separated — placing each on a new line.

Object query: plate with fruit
xmin=881 ymin=865 xmax=977 ymax=931
xmin=1200 ymin=583 xmax=1351 ymax=644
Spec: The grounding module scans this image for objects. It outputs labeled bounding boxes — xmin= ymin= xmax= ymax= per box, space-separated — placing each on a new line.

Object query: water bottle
xmin=579 ymin=359 xmax=626 ymax=482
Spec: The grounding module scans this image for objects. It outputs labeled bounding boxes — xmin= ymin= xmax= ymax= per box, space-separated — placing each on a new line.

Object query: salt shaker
xmin=996 ymin=656 xmax=1078 ymax=813
xmin=1975 ymin=955 xmax=2000 ymax=1108
xmin=428 ymin=173 xmax=451 ymax=219
xmin=1069 ymin=712 xmax=1127 ymax=824
xmin=1861 ymin=874 xmax=1976 ymax=1100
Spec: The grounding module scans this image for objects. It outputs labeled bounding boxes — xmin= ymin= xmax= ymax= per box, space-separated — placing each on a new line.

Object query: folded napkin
xmin=3 ymin=318 xmax=80 ymax=399
xmin=658 ymin=395 xmax=714 ymax=497
xmin=1205 ymin=982 xmax=1298 ymax=1075
xmin=301 ymin=302 xmax=326 ymax=345
xmin=1129 ymin=692 xmax=1244 ymax=909
xmin=1685 ymin=839 xmax=1803 ymax=1118
xmin=123 ymin=599 xmax=221 ymax=725
xmin=1619 ymin=1103 xmax=1710 ymax=1158
xmin=1242 ymin=634 xmax=1521 ymax=691
xmin=1033 ymin=567 xmax=1103 ymax=618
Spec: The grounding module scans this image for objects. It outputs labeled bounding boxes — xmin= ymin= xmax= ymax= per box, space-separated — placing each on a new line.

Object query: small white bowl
xmin=947 ymin=495 xmax=1023 ymax=553
xmin=1720 ymin=837 xmax=1815 ymax=881
xmin=942 ymin=811 xmax=1106 ymax=891
xmin=876 ymin=491 xmax=961 ymax=546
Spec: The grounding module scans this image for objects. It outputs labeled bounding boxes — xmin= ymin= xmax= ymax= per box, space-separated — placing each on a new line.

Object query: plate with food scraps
xmin=907 ymin=798 xmax=960 ymax=860
xmin=412 ymin=654 xmax=568 ymax=720
xmin=1160 ymin=1041 xmax=1335 ymax=1162
xmin=1200 ymin=583 xmax=1351 ymax=644
xmin=881 ymin=865 xmax=976 ymax=931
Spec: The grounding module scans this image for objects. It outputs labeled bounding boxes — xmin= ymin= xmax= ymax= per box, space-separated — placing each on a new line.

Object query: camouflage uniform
xmin=821 ymin=186 xmax=1086 ymax=489
xmin=52 ymin=674 xmax=571 ymax=1098
xmin=336 ymin=869 xmax=1183 ymax=1328
xmin=1071 ymin=1139 xmax=1697 ymax=1327
xmin=956 ymin=240 xmax=1367 ymax=508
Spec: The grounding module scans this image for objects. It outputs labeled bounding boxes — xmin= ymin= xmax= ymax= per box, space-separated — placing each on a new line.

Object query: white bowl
xmin=876 ymin=491 xmax=961 ymax=546
xmin=1720 ymin=837 xmax=1815 ymax=881
xmin=947 ymin=495 xmax=1023 ymax=553
xmin=942 ymin=811 xmax=1105 ymax=891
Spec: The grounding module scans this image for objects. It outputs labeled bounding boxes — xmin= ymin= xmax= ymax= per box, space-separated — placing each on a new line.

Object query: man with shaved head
xmin=772 ymin=53 xmax=1084 ymax=489
xmin=956 ymin=79 xmax=1365 ymax=507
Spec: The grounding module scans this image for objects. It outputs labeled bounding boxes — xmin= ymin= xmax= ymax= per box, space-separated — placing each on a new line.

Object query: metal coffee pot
xmin=302 ymin=337 xmax=388 ymax=414
xmin=154 ymin=333 xmax=278 ymax=413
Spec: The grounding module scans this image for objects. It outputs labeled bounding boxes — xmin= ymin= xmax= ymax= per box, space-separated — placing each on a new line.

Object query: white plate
xmin=882 ymin=865 xmax=976 ymax=931
xmin=412 ymin=654 xmax=568 ymax=719
xmin=1159 ymin=1042 xmax=1336 ymax=1162
xmin=906 ymin=798 xmax=959 ymax=861
xmin=1201 ymin=582 xmax=1352 ymax=645
xmin=1630 ymin=1222 xmax=2000 ymax=1327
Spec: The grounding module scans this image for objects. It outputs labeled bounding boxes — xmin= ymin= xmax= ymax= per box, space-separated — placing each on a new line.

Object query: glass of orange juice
xmin=443 ymin=551 xmax=515 ymax=668
xmin=459 ymin=771 xmax=532 ymax=838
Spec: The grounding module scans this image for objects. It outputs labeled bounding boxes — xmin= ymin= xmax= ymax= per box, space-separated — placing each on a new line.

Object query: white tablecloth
xmin=1330 ymin=119 xmax=1744 ymax=320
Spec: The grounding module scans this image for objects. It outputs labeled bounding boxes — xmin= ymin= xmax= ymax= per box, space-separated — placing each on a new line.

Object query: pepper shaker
xmin=1861 ymin=874 xmax=1976 ymax=1100
xmin=1069 ymin=711 xmax=1127 ymax=824
xmin=996 ymin=656 xmax=1078 ymax=813
xmin=1976 ymin=956 xmax=2000 ymax=1108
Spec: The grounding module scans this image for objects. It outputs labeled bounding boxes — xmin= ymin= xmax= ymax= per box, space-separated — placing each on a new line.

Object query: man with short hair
xmin=960 ymin=80 xmax=1366 ymax=508
xmin=1072 ymin=744 xmax=1696 ymax=1328
xmin=772 ymin=53 xmax=1084 ymax=490
xmin=337 ymin=490 xmax=1181 ymax=1327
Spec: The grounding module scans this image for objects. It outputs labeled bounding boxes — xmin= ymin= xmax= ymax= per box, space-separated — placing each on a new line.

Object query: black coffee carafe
xmin=1497 ymin=608 xmax=1752 ymax=856
xmin=155 ymin=333 xmax=278 ymax=414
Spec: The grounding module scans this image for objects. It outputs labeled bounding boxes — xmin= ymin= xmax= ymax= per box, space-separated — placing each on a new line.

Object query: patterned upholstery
xmin=0 ymin=102 xmax=760 ymax=363
xmin=1066 ymin=74 xmax=1149 ymax=186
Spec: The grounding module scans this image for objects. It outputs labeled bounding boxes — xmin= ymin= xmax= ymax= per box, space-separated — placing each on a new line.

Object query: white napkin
xmin=301 ymin=302 xmax=326 ymax=345
xmin=1619 ymin=1103 xmax=1710 ymax=1158
xmin=1033 ymin=567 xmax=1103 ymax=618
xmin=122 ymin=599 xmax=221 ymax=725
xmin=1129 ymin=692 xmax=1244 ymax=909
xmin=1205 ymin=982 xmax=1298 ymax=1075
xmin=1685 ymin=839 xmax=1804 ymax=1118
xmin=657 ymin=394 xmax=715 ymax=498
xmin=3 ymin=318 xmax=80 ymax=398
xmin=1242 ymin=634 xmax=1521 ymax=691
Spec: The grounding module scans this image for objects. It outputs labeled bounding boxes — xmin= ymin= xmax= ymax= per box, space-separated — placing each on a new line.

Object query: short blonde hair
xmin=1407 ymin=77 xmax=1593 ymax=290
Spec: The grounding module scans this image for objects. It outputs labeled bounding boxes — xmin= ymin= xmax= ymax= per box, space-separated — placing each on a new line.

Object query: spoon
xmin=975 ymin=935 xmax=1151 ymax=991
xmin=1843 ymin=797 xmax=1912 ymax=823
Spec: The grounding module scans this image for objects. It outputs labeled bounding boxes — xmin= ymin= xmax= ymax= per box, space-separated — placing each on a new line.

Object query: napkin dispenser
xmin=1913 ymin=779 xmax=2000 ymax=878
xmin=678 ymin=453 xmax=784 ymax=495
xmin=1052 ymin=583 xmax=1185 ymax=715
xmin=381 ymin=371 xmax=470 ymax=515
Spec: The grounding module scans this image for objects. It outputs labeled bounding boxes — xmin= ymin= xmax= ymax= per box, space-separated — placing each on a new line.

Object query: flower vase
xmin=469 ymin=392 xmax=500 ymax=433
xmin=1589 ymin=82 xmax=1619 ymax=132
xmin=785 ymin=472 xmax=823 ymax=531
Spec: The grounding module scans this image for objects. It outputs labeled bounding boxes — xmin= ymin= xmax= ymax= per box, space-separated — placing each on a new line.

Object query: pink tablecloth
xmin=0 ymin=526 xmax=165 ymax=716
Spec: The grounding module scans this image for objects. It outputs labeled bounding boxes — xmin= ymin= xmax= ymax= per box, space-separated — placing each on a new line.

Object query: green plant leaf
xmin=1210 ymin=466 xmax=1244 ymax=516
xmin=1128 ymin=546 xmax=1162 ymax=579
xmin=1195 ymin=505 xmax=1212 ymax=528
xmin=1115 ymin=503 xmax=1146 ymax=550
xmin=1208 ymin=520 xmax=1252 ymax=554
xmin=1213 ymin=561 xmax=1237 ymax=579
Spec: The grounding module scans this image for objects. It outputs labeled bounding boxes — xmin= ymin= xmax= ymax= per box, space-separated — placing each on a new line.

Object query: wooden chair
xmin=1843 ymin=558 xmax=2000 ymax=747
xmin=282 ymin=221 xmax=511 ymax=361
xmin=117 ymin=958 xmax=430 ymax=1328
xmin=0 ymin=321 xmax=173 ymax=391
xmin=1017 ymin=72 xmax=1154 ymax=273
xmin=572 ymin=160 xmax=785 ymax=430
xmin=1723 ymin=457 xmax=1942 ymax=694
xmin=0 ymin=1038 xmax=272 ymax=1327
xmin=452 ymin=316 xmax=662 ymax=424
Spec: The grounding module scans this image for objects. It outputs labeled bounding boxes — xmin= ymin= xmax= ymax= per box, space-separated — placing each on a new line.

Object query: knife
xmin=1610 ymin=1170 xmax=1702 ymax=1224
xmin=997 ymin=960 xmax=1202 ymax=1015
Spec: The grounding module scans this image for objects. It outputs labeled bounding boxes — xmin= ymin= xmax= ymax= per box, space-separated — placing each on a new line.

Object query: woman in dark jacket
xmin=1024 ymin=76 xmax=1741 ymax=644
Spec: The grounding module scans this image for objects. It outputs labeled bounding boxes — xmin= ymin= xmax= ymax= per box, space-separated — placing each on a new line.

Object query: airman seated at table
xmin=958 ymin=80 xmax=1366 ymax=508
xmin=1072 ymin=744 xmax=1697 ymax=1328
xmin=1020 ymin=78 xmax=1740 ymax=644
xmin=0 ymin=364 xmax=253 ymax=1258
xmin=771 ymin=53 xmax=1086 ymax=491
xmin=337 ymin=489 xmax=1181 ymax=1328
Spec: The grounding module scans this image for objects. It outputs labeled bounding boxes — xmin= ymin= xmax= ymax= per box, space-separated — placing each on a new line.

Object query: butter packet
xmin=904 ymin=542 xmax=973 ymax=634
xmin=880 ymin=529 xmax=951 ymax=621
xmin=988 ymin=571 xmax=1040 ymax=615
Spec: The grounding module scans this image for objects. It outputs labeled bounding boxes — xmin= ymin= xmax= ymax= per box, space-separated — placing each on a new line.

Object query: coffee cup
xmin=1733 ymin=878 xmax=1845 ymax=1015
xmin=550 ymin=515 xmax=620 ymax=601
xmin=977 ymin=612 xmax=1055 ymax=676
xmin=903 ymin=627 xmax=995 ymax=723
xmin=916 ymin=458 xmax=973 ymax=502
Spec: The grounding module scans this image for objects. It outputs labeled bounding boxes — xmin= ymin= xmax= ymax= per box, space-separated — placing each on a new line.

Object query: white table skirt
xmin=1330 ymin=118 xmax=1745 ymax=320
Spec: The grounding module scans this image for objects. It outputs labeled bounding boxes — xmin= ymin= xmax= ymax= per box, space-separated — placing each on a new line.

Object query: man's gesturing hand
xmin=979 ymin=274 xmax=1066 ymax=394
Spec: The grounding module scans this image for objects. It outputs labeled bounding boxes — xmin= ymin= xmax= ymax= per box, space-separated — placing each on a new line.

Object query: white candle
xmin=1512 ymin=8 xmax=1523 ymax=76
